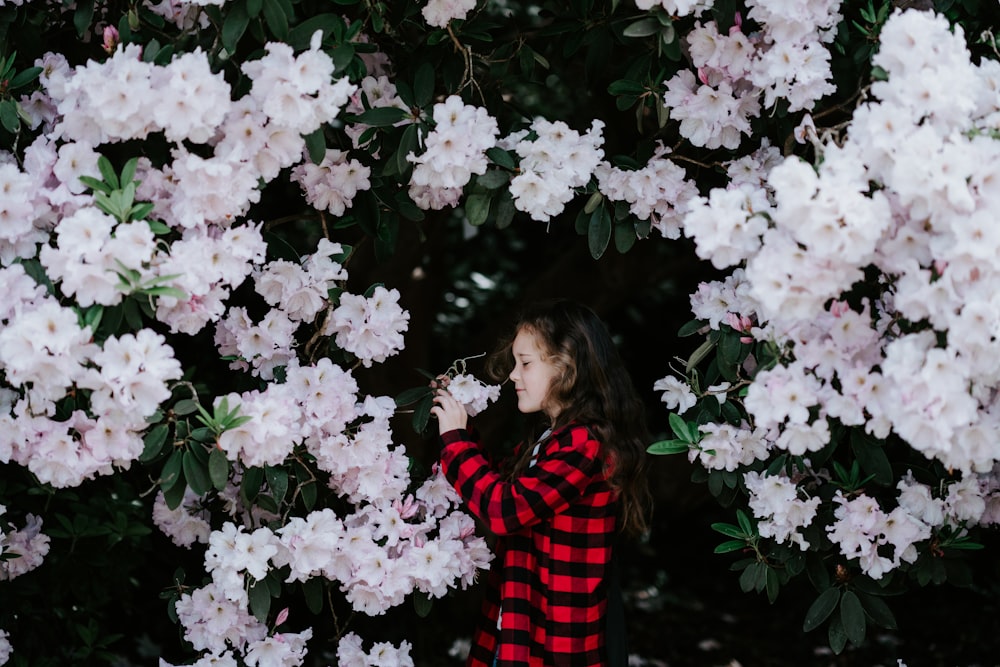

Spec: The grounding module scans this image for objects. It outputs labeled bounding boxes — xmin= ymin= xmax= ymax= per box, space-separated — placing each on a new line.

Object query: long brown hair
xmin=486 ymin=299 xmax=652 ymax=536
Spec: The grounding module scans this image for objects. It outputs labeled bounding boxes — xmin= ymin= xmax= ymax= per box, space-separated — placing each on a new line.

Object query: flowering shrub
xmin=650 ymin=8 xmax=1000 ymax=653
xmin=0 ymin=0 xmax=997 ymax=663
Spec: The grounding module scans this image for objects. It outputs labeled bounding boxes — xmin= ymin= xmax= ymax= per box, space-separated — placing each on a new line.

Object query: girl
xmin=432 ymin=299 xmax=650 ymax=667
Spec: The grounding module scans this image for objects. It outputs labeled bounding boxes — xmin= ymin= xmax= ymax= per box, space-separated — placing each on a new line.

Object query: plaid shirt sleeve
xmin=439 ymin=424 xmax=604 ymax=536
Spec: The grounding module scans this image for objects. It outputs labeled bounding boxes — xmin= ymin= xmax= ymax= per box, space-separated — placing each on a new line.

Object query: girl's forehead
xmin=512 ymin=327 xmax=545 ymax=354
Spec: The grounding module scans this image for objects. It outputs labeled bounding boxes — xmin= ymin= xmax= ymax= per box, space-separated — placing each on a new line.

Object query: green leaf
xmin=9 ymin=66 xmax=43 ymax=90
xmin=738 ymin=562 xmax=761 ymax=593
xmin=349 ymin=107 xmax=410 ymax=127
xmin=587 ymin=207 xmax=612 ymax=259
xmin=710 ymin=522 xmax=745 ymax=539
xmin=412 ymin=394 xmax=433 ymax=434
xmin=828 ymin=614 xmax=848 ymax=654
xmin=765 ymin=566 xmax=780 ymax=603
xmin=395 ymin=386 xmax=432 ymax=407
xmin=304 ymin=127 xmax=327 ymax=164
xmin=850 ymin=430 xmax=893 ymax=486
xmin=714 ymin=539 xmax=747 ymax=554
xmin=413 ymin=62 xmax=435 ymax=108
xmin=222 ymin=0 xmax=250 ymax=53
xmin=668 ymin=412 xmax=697 ymax=443
xmin=120 ymin=157 xmax=139 ymax=186
xmin=839 ymin=591 xmax=866 ymax=644
xmin=646 ymin=438 xmax=689 ymax=455
xmin=476 ymin=169 xmax=511 ymax=190
xmin=466 ymin=193 xmax=490 ymax=226
xmin=182 ymin=450 xmax=211 ymax=496
xmin=413 ymin=591 xmax=433 ymax=618
xmin=607 ymin=79 xmax=646 ymax=96
xmin=857 ymin=591 xmax=896 ymax=630
xmin=486 ymin=147 xmax=516 ymax=170
xmin=160 ymin=450 xmax=184 ymax=492
xmin=302 ymin=577 xmax=324 ymax=614
xmin=208 ymin=447 xmax=230 ymax=491
xmin=677 ymin=319 xmax=706 ymax=337
xmin=735 ymin=509 xmax=754 ymax=537
xmin=249 ymin=579 xmax=271 ymax=622
xmin=73 ymin=0 xmax=95 ymax=36
xmin=261 ymin=0 xmax=289 ymax=39
xmin=146 ymin=219 xmax=172 ymax=235
xmin=0 ymin=99 xmax=20 ymax=133
xmin=803 ymin=588 xmax=841 ymax=632
xmin=623 ymin=17 xmax=660 ymax=38
xmin=613 ymin=220 xmax=637 ymax=254
xmin=242 ymin=466 xmax=264 ymax=504
xmin=174 ymin=399 xmax=200 ymax=416
xmin=265 ymin=465 xmax=289 ymax=503
xmin=139 ymin=424 xmax=170 ymax=463
xmin=287 ymin=13 xmax=342 ymax=49
xmin=300 ymin=480 xmax=317 ymax=511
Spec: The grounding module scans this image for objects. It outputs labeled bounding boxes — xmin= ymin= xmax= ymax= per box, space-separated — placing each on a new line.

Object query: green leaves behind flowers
xmin=395 ymin=380 xmax=434 ymax=435
xmin=150 ymin=397 xmax=251 ymax=509
xmin=803 ymin=581 xmax=900 ymax=654
xmin=79 ymin=156 xmax=157 ymax=225
xmin=647 ymin=411 xmax=701 ymax=455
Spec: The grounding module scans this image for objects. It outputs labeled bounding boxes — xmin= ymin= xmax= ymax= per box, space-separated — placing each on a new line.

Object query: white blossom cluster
xmin=0 ymin=506 xmax=50 ymax=581
xmin=325 ymin=286 xmax=410 ymax=367
xmin=505 ymin=118 xmax=605 ymax=222
xmin=408 ymin=96 xmax=499 ymax=210
xmin=660 ymin=0 xmax=840 ymax=149
xmin=634 ymin=0 xmax=714 ymax=16
xmin=291 ymin=149 xmax=372 ymax=216
xmin=345 ymin=76 xmax=411 ymax=150
xmin=213 ymin=238 xmax=348 ymax=378
xmin=668 ymin=9 xmax=1000 ymax=579
xmin=445 ymin=373 xmax=501 ymax=417
xmin=167 ymin=467 xmax=489 ymax=664
xmin=29 ymin=33 xmax=354 ymax=235
xmin=595 ymin=143 xmax=700 ymax=239
xmin=337 ymin=632 xmax=414 ymax=666
xmin=744 ymin=471 xmax=820 ymax=550
xmin=0 ymin=629 xmax=10 ymax=666
xmin=0 ymin=264 xmax=183 ymax=487
xmin=422 ymin=0 xmax=477 ymax=27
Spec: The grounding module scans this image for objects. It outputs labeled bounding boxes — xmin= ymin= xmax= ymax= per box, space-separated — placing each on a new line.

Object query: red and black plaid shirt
xmin=440 ymin=423 xmax=617 ymax=667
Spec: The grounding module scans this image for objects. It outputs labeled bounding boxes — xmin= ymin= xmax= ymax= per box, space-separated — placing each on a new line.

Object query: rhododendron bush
xmin=0 ymin=0 xmax=998 ymax=663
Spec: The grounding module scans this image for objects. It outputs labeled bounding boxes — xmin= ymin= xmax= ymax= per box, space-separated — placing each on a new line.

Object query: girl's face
xmin=509 ymin=327 xmax=561 ymax=420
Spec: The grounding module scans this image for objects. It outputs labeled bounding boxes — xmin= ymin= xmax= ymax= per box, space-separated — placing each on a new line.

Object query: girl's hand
xmin=431 ymin=388 xmax=468 ymax=434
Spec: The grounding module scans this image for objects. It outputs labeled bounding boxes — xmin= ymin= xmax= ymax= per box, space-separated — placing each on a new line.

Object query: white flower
xmin=445 ymin=373 xmax=500 ymax=417
xmin=653 ymin=375 xmax=696 ymax=414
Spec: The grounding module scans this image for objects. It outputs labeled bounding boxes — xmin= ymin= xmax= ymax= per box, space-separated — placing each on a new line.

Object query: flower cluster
xmin=506 ymin=118 xmax=605 ymax=222
xmin=0 ymin=507 xmax=50 ymax=581
xmin=445 ymin=373 xmax=501 ymax=417
xmin=325 ymin=286 xmax=410 ymax=367
xmin=0 ymin=265 xmax=182 ymax=486
xmin=744 ymin=471 xmax=820 ymax=550
xmin=666 ymin=9 xmax=1000 ymax=585
xmin=170 ymin=469 xmax=490 ymax=662
xmin=337 ymin=632 xmax=414 ymax=667
xmin=660 ymin=1 xmax=840 ymax=150
xmin=422 ymin=0 xmax=477 ymax=27
xmin=595 ymin=143 xmax=700 ymax=239
xmin=291 ymin=149 xmax=371 ymax=217
xmin=407 ymin=96 xmax=499 ymax=210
